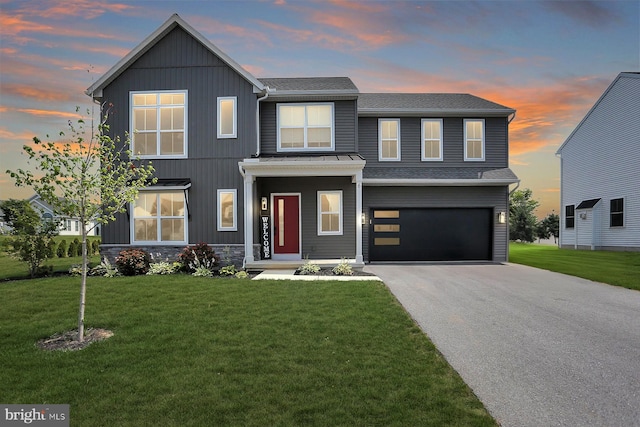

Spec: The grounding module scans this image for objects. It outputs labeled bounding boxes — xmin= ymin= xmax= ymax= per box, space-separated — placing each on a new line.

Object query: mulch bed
xmin=37 ymin=328 xmax=114 ymax=352
xmin=295 ymin=268 xmax=376 ymax=276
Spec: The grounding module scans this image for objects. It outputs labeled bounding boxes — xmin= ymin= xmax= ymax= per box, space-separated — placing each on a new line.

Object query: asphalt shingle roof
xmin=363 ymin=167 xmax=518 ymax=181
xmin=258 ymin=77 xmax=358 ymax=92
xmin=358 ymin=93 xmax=514 ymax=115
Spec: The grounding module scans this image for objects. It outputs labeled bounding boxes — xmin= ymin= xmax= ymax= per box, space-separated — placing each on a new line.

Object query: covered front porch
xmin=239 ymin=155 xmax=366 ymax=270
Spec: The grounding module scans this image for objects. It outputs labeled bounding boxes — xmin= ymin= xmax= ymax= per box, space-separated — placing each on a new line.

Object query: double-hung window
xmin=217 ymin=97 xmax=237 ymax=139
xmin=379 ymin=119 xmax=400 ymax=161
xmin=132 ymin=192 xmax=187 ymax=243
xmin=565 ymin=205 xmax=575 ymax=229
xmin=131 ymin=91 xmax=187 ymax=158
xmin=422 ymin=119 xmax=443 ymax=161
xmin=610 ymin=198 xmax=624 ymax=227
xmin=464 ymin=119 xmax=484 ymax=161
xmin=277 ymin=103 xmax=334 ymax=151
xmin=318 ymin=191 xmax=342 ymax=235
xmin=217 ymin=189 xmax=237 ymax=231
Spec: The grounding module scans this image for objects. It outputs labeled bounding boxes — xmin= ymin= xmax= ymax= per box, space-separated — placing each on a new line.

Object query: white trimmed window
xmin=422 ymin=119 xmax=443 ymax=161
xmin=217 ymin=189 xmax=237 ymax=231
xmin=610 ymin=198 xmax=624 ymax=227
xmin=277 ymin=103 xmax=334 ymax=151
xmin=379 ymin=119 xmax=400 ymax=161
xmin=464 ymin=119 xmax=485 ymax=161
xmin=317 ymin=191 xmax=342 ymax=235
xmin=131 ymin=91 xmax=187 ymax=158
xmin=217 ymin=96 xmax=237 ymax=139
xmin=132 ymin=192 xmax=187 ymax=243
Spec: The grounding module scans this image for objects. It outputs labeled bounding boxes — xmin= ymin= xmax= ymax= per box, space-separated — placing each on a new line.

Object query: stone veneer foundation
xmin=100 ymin=244 xmax=260 ymax=268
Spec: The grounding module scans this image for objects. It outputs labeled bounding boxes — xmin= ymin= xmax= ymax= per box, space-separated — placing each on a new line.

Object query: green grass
xmin=509 ymin=243 xmax=640 ymax=291
xmin=0 ymin=276 xmax=495 ymax=426
xmin=0 ymin=235 xmax=101 ymax=281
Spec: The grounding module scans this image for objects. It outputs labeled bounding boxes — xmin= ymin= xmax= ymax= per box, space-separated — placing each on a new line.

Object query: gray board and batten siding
xmin=100 ymin=26 xmax=259 ymax=246
xmin=258 ymin=176 xmax=357 ymax=260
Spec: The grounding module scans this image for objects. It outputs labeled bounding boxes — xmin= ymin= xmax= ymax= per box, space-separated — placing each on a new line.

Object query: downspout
xmin=255 ymin=87 xmax=272 ymax=157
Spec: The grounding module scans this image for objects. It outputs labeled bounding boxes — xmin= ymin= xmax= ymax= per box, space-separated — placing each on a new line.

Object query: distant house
xmin=28 ymin=194 xmax=100 ymax=237
xmin=86 ymin=14 xmax=518 ymax=266
xmin=556 ymin=72 xmax=640 ymax=251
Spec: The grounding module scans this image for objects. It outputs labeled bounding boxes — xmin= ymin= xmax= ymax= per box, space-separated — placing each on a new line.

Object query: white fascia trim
xmin=363 ymin=178 xmax=520 ymax=187
xmin=239 ymin=160 xmax=366 ymax=178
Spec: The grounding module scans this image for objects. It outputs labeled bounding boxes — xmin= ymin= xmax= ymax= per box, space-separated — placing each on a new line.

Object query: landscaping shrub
xmin=147 ymin=261 xmax=178 ymax=275
xmin=235 ymin=270 xmax=249 ymax=279
xmin=177 ymin=243 xmax=219 ymax=273
xmin=47 ymin=240 xmax=57 ymax=258
xmin=299 ymin=260 xmax=321 ymax=275
xmin=73 ymin=238 xmax=82 ymax=257
xmin=89 ymin=257 xmax=120 ymax=277
xmin=67 ymin=240 xmax=77 ymax=258
xmin=115 ymin=249 xmax=150 ymax=276
xmin=220 ymin=265 xmax=237 ymax=276
xmin=57 ymin=240 xmax=68 ymax=258
xmin=332 ymin=258 xmax=353 ymax=276
xmin=91 ymin=240 xmax=100 ymax=255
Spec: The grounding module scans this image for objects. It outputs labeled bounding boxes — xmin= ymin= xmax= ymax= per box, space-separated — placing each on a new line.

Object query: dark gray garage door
xmin=369 ymin=208 xmax=492 ymax=261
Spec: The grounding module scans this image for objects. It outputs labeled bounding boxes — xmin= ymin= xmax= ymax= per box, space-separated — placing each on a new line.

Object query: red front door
xmin=273 ymin=195 xmax=300 ymax=256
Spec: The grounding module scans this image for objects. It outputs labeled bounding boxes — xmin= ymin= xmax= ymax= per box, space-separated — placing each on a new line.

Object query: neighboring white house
xmin=28 ymin=194 xmax=100 ymax=237
xmin=556 ymin=72 xmax=640 ymax=251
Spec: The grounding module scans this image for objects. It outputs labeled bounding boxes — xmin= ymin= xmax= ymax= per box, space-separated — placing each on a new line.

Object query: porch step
xmin=245 ymin=259 xmax=364 ymax=271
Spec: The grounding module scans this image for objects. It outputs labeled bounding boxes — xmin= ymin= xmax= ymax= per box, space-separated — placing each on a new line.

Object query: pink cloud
xmin=14 ymin=0 xmax=135 ymax=20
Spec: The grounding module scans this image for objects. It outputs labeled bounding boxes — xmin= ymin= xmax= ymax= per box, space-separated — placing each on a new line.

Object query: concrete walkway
xmin=365 ymin=263 xmax=640 ymax=427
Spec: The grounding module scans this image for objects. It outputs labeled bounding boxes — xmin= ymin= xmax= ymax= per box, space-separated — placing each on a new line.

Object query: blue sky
xmin=1 ymin=0 xmax=639 ymax=216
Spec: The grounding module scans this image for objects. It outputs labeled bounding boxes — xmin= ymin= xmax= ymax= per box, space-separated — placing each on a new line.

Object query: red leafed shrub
xmin=177 ymin=243 xmax=219 ymax=273
xmin=115 ymin=249 xmax=151 ymax=276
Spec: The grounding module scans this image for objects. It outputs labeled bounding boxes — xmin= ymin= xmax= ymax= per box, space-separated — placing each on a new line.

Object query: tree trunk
xmin=78 ymin=220 xmax=88 ymax=342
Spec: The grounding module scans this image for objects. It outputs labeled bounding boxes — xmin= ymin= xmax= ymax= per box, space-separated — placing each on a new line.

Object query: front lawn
xmin=509 ymin=243 xmax=640 ymax=291
xmin=0 ymin=276 xmax=495 ymax=426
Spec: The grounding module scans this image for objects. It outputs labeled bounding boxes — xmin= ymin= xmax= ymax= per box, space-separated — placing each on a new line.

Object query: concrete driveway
xmin=364 ymin=263 xmax=640 ymax=427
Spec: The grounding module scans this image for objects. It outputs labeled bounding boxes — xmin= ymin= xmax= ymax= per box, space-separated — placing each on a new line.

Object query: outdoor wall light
xmin=361 ymin=212 xmax=366 ymax=225
xmin=498 ymin=211 xmax=506 ymax=224
xmin=261 ymin=197 xmax=268 ymax=211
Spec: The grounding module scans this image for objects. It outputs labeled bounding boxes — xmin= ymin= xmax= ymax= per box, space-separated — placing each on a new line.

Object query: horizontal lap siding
xmin=358 ymin=117 xmax=508 ymax=167
xmin=101 ymin=26 xmax=257 ymax=246
xmin=363 ymin=186 xmax=508 ymax=262
xmin=260 ymin=100 xmax=357 ymax=155
xmin=258 ymin=177 xmax=356 ymax=259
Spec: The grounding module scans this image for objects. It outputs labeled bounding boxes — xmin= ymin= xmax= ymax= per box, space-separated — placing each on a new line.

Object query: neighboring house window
xmin=64 ymin=219 xmax=71 ymax=231
xmin=422 ymin=119 xmax=443 ymax=161
xmin=379 ymin=119 xmax=400 ymax=161
xmin=74 ymin=221 xmax=79 ymax=232
xmin=217 ymin=189 xmax=237 ymax=231
xmin=565 ymin=205 xmax=575 ymax=229
xmin=131 ymin=91 xmax=187 ymax=158
xmin=277 ymin=103 xmax=334 ymax=151
xmin=217 ymin=96 xmax=237 ymax=139
xmin=464 ymin=119 xmax=485 ymax=161
xmin=132 ymin=192 xmax=187 ymax=243
xmin=317 ymin=191 xmax=342 ymax=235
xmin=610 ymin=198 xmax=624 ymax=227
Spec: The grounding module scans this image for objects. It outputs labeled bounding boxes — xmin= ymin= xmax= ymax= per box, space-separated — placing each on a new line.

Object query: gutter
xmin=255 ymin=87 xmax=272 ymax=157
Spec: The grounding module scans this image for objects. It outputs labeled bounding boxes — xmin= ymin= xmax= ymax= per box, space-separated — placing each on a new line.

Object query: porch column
xmin=355 ymin=170 xmax=363 ymax=264
xmin=243 ymin=171 xmax=255 ymax=263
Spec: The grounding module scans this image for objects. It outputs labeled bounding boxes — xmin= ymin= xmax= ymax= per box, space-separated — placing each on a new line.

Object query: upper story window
xmin=131 ymin=91 xmax=187 ymax=158
xmin=565 ymin=205 xmax=575 ymax=229
xmin=379 ymin=119 xmax=400 ymax=161
xmin=464 ymin=119 xmax=484 ymax=161
xmin=422 ymin=119 xmax=443 ymax=161
xmin=610 ymin=198 xmax=624 ymax=227
xmin=217 ymin=97 xmax=237 ymax=139
xmin=132 ymin=191 xmax=187 ymax=244
xmin=277 ymin=103 xmax=334 ymax=151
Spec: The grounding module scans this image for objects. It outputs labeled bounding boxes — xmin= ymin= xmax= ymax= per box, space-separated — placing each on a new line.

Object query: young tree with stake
xmin=7 ymin=105 xmax=155 ymax=342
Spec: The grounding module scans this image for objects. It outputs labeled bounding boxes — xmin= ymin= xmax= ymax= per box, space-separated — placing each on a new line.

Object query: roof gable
xmin=86 ymin=14 xmax=264 ymax=98
xmin=556 ymin=72 xmax=640 ymax=154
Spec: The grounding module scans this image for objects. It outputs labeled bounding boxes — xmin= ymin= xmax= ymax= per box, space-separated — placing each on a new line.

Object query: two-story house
xmin=556 ymin=72 xmax=640 ymax=251
xmin=87 ymin=14 xmax=518 ymax=267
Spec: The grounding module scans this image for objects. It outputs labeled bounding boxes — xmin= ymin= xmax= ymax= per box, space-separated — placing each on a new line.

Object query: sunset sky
xmin=1 ymin=0 xmax=638 ymax=217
